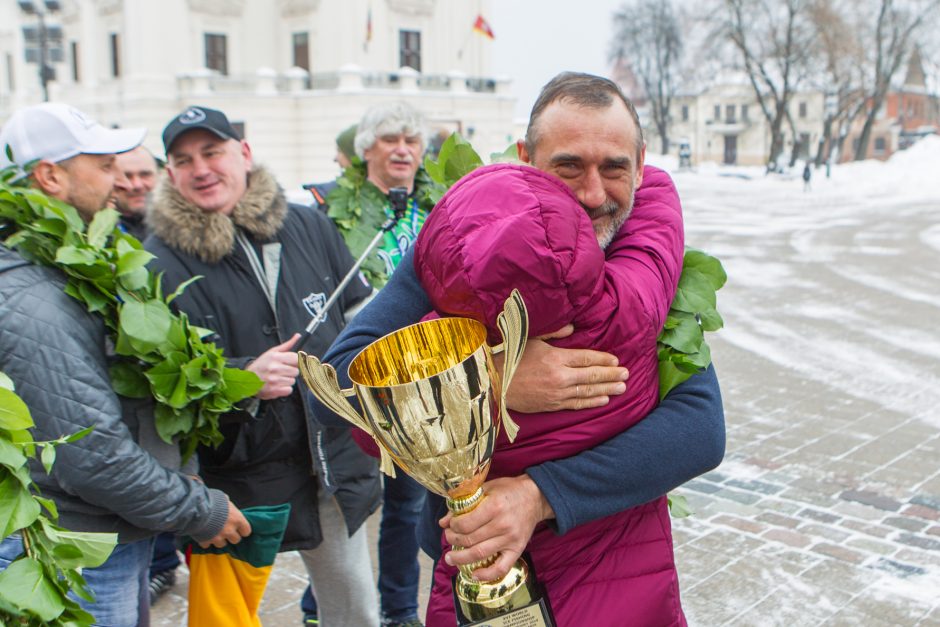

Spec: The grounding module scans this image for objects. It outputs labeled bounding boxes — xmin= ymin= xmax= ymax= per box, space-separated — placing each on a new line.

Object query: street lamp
xmin=18 ymin=0 xmax=64 ymax=102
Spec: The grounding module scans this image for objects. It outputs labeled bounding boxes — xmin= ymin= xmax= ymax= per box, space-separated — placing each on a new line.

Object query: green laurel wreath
xmin=0 ymin=164 xmax=263 ymax=461
xmin=324 ymin=157 xmax=443 ymax=286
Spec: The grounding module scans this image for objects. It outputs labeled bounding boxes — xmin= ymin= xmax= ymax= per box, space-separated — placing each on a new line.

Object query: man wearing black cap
xmin=145 ymin=106 xmax=381 ymax=626
xmin=0 ymin=104 xmax=250 ymax=626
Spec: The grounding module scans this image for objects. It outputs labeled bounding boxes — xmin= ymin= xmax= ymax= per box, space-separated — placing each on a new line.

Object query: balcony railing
xmin=175 ymin=66 xmax=509 ymax=96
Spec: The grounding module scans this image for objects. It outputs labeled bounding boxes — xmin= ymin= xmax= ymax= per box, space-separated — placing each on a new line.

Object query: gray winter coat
xmin=0 ymin=244 xmax=229 ymax=543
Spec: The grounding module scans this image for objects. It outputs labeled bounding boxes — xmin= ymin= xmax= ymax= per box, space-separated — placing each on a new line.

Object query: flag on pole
xmin=472 ymin=14 xmax=495 ymax=40
xmin=184 ymin=504 xmax=290 ymax=627
xmin=364 ymin=6 xmax=373 ymax=51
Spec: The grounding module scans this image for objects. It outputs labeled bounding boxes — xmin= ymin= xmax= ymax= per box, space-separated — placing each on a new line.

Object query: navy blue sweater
xmin=319 ymin=249 xmax=726 ymax=555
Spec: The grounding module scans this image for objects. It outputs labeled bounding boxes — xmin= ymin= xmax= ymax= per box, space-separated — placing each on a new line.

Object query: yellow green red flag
xmin=184 ymin=503 xmax=290 ymax=627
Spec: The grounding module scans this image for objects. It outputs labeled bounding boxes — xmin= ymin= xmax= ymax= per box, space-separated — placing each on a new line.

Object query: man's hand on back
xmin=502 ymin=325 xmax=629 ymax=412
xmin=246 ymin=333 xmax=301 ymax=400
xmin=440 ymin=475 xmax=555 ymax=581
xmin=201 ymin=500 xmax=252 ymax=548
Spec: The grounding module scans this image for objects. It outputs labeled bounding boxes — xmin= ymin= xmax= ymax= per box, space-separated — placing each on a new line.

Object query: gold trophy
xmin=298 ymin=290 xmax=555 ymax=626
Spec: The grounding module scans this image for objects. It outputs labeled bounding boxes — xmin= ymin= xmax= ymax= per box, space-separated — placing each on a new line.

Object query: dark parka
xmin=0 ymin=245 xmax=229 ymax=543
xmin=144 ymin=166 xmax=379 ymax=551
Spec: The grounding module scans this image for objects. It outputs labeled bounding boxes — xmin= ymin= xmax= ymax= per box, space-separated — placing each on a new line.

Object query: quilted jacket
xmin=0 ymin=245 xmax=229 ymax=543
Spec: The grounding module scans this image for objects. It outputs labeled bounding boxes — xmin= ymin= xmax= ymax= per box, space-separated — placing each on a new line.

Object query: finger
xmin=276 ymin=333 xmax=301 ymax=352
xmin=439 ymin=511 xmax=454 ymax=529
xmin=444 ymin=539 xmax=503 ymax=568
xmin=238 ymin=519 xmax=252 ymax=537
xmin=567 ymin=365 xmax=629 ymax=386
xmin=471 ymin=549 xmax=524 ymax=582
xmin=561 ymin=348 xmax=621 ymax=369
xmin=567 ymin=380 xmax=627 ymax=400
xmin=536 ymin=324 xmax=574 ymax=340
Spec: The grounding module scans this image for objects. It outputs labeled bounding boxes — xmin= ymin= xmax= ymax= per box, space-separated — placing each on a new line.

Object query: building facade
xmin=666 ymin=77 xmax=826 ymax=168
xmin=0 ymin=0 xmax=513 ymax=187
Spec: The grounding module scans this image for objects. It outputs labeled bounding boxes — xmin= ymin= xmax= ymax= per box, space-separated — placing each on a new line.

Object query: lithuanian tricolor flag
xmin=184 ymin=503 xmax=291 ymax=627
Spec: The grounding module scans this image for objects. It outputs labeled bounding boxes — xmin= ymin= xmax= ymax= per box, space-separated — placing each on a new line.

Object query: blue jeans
xmin=378 ymin=472 xmax=426 ymax=622
xmin=0 ymin=534 xmax=153 ymax=627
xmin=149 ymin=532 xmax=180 ymax=576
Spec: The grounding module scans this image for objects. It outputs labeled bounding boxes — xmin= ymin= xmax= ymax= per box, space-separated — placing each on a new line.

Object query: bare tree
xmin=807 ymin=0 xmax=867 ymax=166
xmin=609 ymin=0 xmax=682 ymax=154
xmin=852 ymin=0 xmax=940 ymax=160
xmin=718 ymin=0 xmax=816 ymax=171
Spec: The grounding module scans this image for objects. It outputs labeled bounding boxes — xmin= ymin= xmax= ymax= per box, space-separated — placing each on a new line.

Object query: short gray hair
xmin=354 ymin=102 xmax=426 ymax=159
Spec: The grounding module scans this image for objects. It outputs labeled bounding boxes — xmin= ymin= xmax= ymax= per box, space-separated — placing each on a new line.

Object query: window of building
xmin=205 ymin=33 xmax=228 ymax=75
xmin=109 ymin=33 xmax=120 ymax=77
xmin=741 ymin=104 xmax=749 ymax=121
xmin=292 ymin=32 xmax=309 ymax=71
xmin=725 ymin=104 xmax=736 ymax=123
xmin=681 ymin=104 xmax=689 ymax=122
xmin=874 ymin=137 xmax=886 ymax=154
xmin=713 ymin=104 xmax=720 ymax=121
xmin=70 ymin=41 xmax=79 ymax=82
xmin=399 ymin=30 xmax=421 ymax=72
xmin=798 ymin=101 xmax=807 ymax=118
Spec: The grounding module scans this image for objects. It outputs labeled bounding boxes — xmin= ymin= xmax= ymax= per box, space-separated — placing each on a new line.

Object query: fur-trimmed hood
xmin=148 ymin=166 xmax=288 ymax=264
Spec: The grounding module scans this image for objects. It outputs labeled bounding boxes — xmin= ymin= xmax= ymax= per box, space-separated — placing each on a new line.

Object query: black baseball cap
xmin=162 ymin=105 xmax=241 ymax=154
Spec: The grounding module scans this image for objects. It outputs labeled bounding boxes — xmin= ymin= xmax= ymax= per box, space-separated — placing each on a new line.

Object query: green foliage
xmin=0 ymin=172 xmax=263 ymax=457
xmin=657 ymin=248 xmax=727 ymax=399
xmin=0 ymin=375 xmax=116 ymax=626
xmin=326 ymin=157 xmax=444 ymax=286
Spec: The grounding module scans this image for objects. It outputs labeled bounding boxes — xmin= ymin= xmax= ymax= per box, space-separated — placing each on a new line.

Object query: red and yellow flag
xmin=184 ymin=504 xmax=290 ymax=627
xmin=473 ymin=14 xmax=495 ymax=40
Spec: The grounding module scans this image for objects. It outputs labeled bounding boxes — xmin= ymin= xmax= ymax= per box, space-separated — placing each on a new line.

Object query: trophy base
xmin=453 ymin=554 xmax=556 ymax=627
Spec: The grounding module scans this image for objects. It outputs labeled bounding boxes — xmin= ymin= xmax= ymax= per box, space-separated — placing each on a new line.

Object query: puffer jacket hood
xmin=414 ymin=163 xmax=604 ymax=343
xmin=148 ymin=165 xmax=287 ymax=264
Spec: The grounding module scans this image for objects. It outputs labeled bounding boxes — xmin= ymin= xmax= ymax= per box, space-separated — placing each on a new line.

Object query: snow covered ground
xmin=647 ymin=139 xmax=940 ymax=624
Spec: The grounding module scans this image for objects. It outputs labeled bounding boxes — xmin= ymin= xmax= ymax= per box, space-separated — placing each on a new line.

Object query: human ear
xmin=31 ymin=161 xmax=66 ymax=197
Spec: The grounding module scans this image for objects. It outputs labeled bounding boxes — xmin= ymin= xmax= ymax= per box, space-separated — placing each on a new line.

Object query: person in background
xmin=303 ymin=101 xmax=431 ymax=627
xmin=111 ymin=145 xmax=159 ymax=241
xmin=304 ymin=124 xmax=357 ymax=210
xmin=144 ymin=105 xmax=380 ymax=627
xmin=0 ymin=102 xmax=249 ymax=627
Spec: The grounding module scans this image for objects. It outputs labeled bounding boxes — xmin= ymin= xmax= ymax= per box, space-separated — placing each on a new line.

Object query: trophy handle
xmin=297 ymin=351 xmax=399 ymax=477
xmin=494 ymin=289 xmax=528 ymax=442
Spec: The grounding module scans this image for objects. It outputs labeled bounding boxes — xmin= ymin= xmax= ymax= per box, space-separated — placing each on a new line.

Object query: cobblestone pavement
xmin=670 ymin=173 xmax=940 ymax=626
xmin=155 ymin=173 xmax=940 ymax=626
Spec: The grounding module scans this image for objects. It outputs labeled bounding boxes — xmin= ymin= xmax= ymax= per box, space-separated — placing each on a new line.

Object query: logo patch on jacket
xmin=302 ymin=292 xmax=327 ymax=320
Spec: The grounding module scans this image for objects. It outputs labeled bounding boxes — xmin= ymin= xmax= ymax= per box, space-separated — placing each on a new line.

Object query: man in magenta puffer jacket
xmin=415 ymin=155 xmax=684 ymax=626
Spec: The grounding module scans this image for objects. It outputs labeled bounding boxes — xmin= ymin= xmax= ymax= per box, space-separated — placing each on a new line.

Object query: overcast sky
xmin=491 ymin=0 xmax=626 ymax=120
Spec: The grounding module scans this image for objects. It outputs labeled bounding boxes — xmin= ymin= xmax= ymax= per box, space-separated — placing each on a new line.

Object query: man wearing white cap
xmin=0 ymin=103 xmax=250 ymax=627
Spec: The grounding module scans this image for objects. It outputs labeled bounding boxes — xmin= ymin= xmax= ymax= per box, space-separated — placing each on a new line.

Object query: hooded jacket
xmin=0 ymin=245 xmax=229 ymax=543
xmin=414 ymin=163 xmax=686 ymax=626
xmin=145 ymin=166 xmax=379 ymax=551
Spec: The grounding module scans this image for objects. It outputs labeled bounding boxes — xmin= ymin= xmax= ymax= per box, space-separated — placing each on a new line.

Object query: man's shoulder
xmin=0 ymin=245 xmax=67 ymax=295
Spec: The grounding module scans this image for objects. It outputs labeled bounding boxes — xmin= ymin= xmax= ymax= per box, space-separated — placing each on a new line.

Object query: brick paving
xmin=154 ymin=173 xmax=940 ymax=625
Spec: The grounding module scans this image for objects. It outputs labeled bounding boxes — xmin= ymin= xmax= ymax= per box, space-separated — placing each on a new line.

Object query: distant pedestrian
xmin=803 ymin=161 xmax=812 ymax=191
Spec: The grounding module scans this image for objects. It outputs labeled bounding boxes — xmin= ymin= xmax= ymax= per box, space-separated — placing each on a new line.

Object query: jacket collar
xmin=148 ymin=166 xmax=287 ymax=264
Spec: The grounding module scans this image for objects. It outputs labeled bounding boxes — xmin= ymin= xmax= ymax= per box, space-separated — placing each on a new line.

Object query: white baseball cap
xmin=0 ymin=103 xmax=145 ymax=176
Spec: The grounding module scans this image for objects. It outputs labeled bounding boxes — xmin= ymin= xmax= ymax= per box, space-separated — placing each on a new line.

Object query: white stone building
xmin=0 ymin=0 xmax=514 ymax=188
xmin=667 ymin=76 xmax=826 ymax=168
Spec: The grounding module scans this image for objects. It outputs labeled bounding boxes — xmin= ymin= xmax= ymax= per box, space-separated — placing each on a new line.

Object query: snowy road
xmin=668 ymin=160 xmax=940 ymax=625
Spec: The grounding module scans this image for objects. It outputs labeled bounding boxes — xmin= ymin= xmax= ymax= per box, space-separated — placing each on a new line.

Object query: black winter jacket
xmin=144 ymin=167 xmax=379 ymax=551
xmin=0 ymin=245 xmax=229 ymax=543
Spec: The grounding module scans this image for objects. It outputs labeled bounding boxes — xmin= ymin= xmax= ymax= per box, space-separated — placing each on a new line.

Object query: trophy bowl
xmin=299 ymin=291 xmax=555 ymax=625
